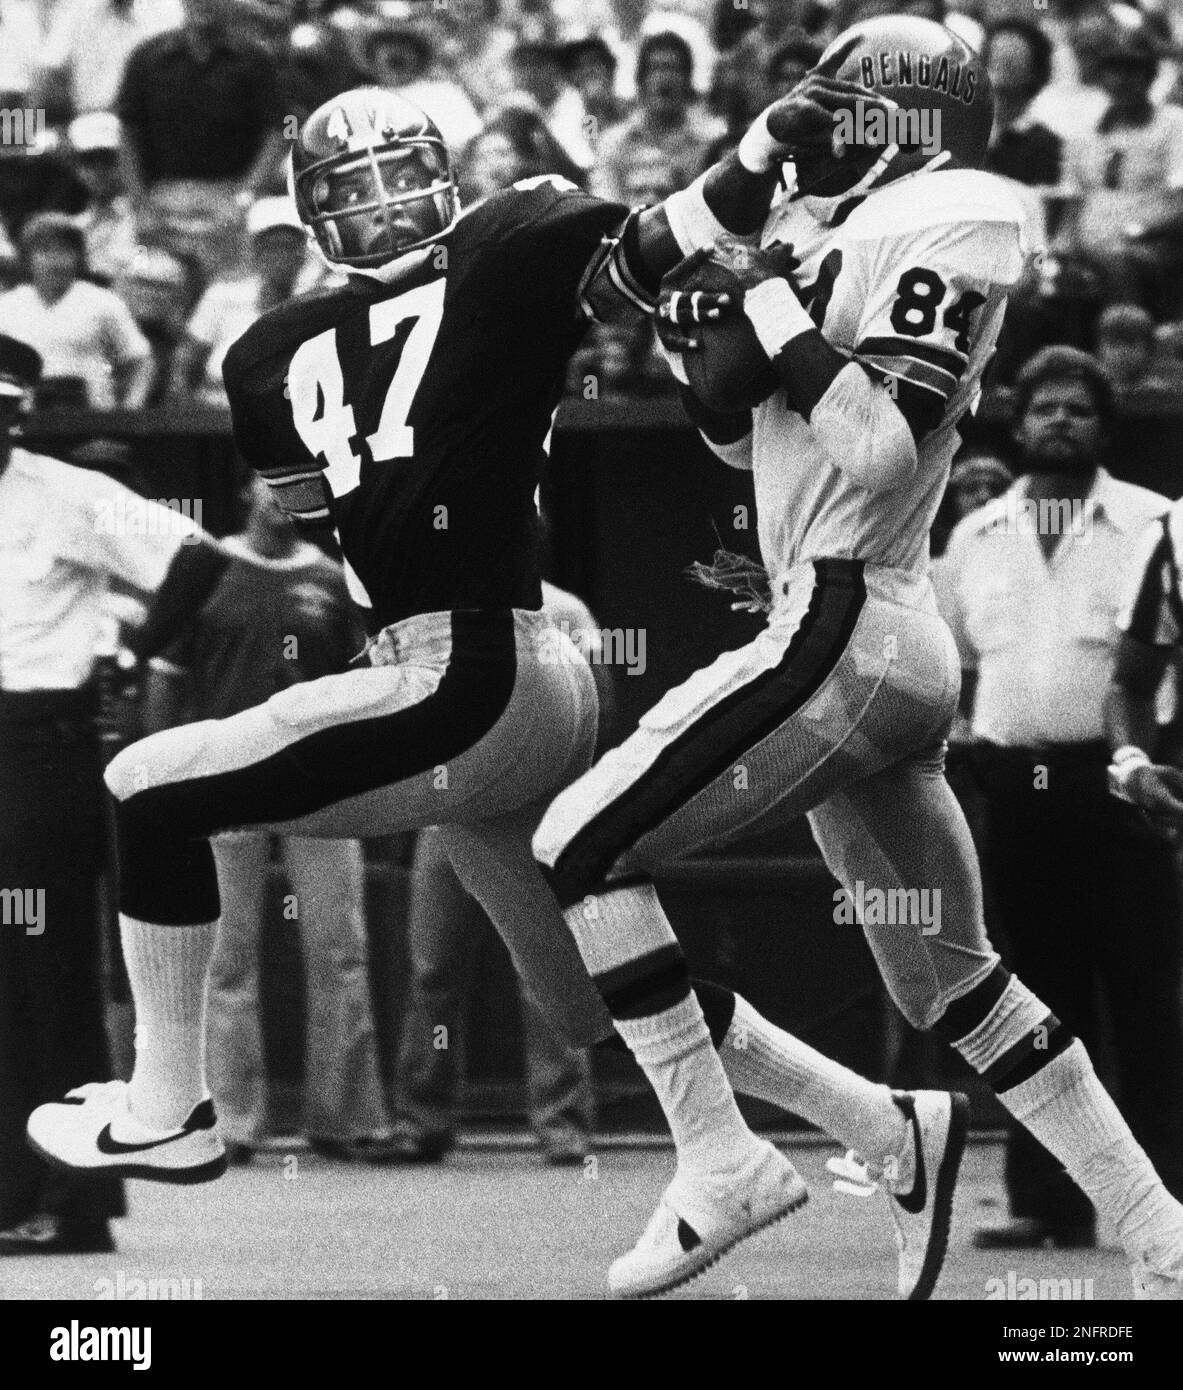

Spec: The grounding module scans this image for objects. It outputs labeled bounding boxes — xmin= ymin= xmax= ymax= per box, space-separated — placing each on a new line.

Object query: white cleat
xmin=1132 ymin=1227 xmax=1183 ymax=1299
xmin=27 ymin=1081 xmax=227 ymax=1184
xmin=1132 ymin=1261 xmax=1183 ymax=1300
xmin=828 ymin=1090 xmax=969 ymax=1300
xmin=608 ymin=1140 xmax=808 ymax=1299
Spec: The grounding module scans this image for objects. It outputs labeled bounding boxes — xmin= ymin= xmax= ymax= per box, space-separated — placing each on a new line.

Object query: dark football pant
xmin=105 ymin=609 xmax=613 ymax=1048
xmin=0 ymin=691 xmax=126 ymax=1230
xmin=972 ymin=741 xmax=1183 ymax=1218
xmin=536 ymin=560 xmax=1001 ymax=1030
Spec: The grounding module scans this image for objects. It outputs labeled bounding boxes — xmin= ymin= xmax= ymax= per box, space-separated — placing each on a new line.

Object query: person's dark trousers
xmin=393 ymin=826 xmax=593 ymax=1146
xmin=971 ymin=740 xmax=1183 ymax=1226
xmin=0 ymin=689 xmax=126 ymax=1231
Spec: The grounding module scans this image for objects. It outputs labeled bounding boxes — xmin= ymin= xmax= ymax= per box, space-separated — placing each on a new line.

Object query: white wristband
xmin=737 ymin=108 xmax=779 ymax=174
xmin=1112 ymin=745 xmax=1151 ymax=767
xmin=663 ymin=172 xmax=729 ymax=256
xmin=743 ymin=277 xmax=814 ymax=359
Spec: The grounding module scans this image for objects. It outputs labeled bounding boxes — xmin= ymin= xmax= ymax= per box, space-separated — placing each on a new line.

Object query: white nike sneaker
xmin=827 ymin=1090 xmax=969 ymax=1300
xmin=27 ymin=1081 xmax=227 ymax=1184
xmin=608 ymin=1140 xmax=808 ymax=1299
xmin=1132 ymin=1224 xmax=1183 ymax=1299
xmin=1132 ymin=1261 xmax=1183 ymax=1300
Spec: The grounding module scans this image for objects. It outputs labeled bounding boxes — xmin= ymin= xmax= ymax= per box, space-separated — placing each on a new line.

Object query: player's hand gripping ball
xmin=657 ymin=239 xmax=802 ymax=413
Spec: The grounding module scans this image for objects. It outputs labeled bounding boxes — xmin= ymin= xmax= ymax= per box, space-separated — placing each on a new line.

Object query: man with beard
xmin=935 ymin=346 xmax=1183 ymax=1249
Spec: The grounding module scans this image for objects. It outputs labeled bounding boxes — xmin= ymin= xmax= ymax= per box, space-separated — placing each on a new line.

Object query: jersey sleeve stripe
xmin=858 ymin=353 xmax=957 ymax=399
xmin=261 ymin=474 xmax=331 ymax=517
xmin=606 ymin=252 xmax=656 ymax=312
xmin=258 ymin=468 xmax=326 ymax=488
xmin=855 ymin=335 xmax=967 ymax=378
xmin=287 ymin=504 xmax=333 ymax=523
xmin=577 ymin=212 xmax=656 ymax=322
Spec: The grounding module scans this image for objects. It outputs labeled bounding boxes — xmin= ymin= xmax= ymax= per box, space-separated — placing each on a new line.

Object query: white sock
xmin=721 ymin=994 xmax=908 ymax=1179
xmin=1001 ymin=1040 xmax=1183 ymax=1259
xmin=615 ymin=993 xmax=763 ymax=1176
xmin=562 ymin=882 xmax=760 ymax=1175
xmin=121 ymin=915 xmax=216 ymax=1129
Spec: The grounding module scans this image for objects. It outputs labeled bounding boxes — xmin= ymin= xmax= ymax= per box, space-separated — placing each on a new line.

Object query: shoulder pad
xmin=462 ymin=178 xmax=589 ymax=238
xmin=847 ymin=171 xmax=1030 ymax=239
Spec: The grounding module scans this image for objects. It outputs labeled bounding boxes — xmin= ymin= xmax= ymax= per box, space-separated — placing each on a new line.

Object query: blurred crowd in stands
xmin=1 ymin=0 xmax=1182 ymax=410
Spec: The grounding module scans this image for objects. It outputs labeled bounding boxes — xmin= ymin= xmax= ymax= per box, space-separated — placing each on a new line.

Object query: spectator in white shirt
xmin=67 ymin=113 xmax=138 ymax=285
xmin=1060 ymin=23 xmax=1183 ymax=313
xmin=0 ymin=213 xmax=151 ymax=408
xmin=358 ymin=3 xmax=483 ymax=152
xmin=594 ymin=30 xmax=725 ymax=202
xmin=0 ymin=332 xmax=233 ymax=1255
xmin=935 ymin=346 xmax=1183 ymax=1248
xmin=170 ymin=197 xmax=319 ymax=406
xmin=41 ymin=0 xmax=183 ymax=117
xmin=114 ymin=245 xmax=196 ymax=407
xmin=506 ymin=25 xmax=597 ymax=177
xmin=0 ymin=0 xmax=46 ymax=107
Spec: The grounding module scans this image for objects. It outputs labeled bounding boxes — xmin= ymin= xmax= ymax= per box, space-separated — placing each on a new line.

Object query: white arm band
xmin=743 ymin=277 xmax=814 ymax=358
xmin=810 ymin=361 xmax=918 ymax=494
xmin=737 ymin=107 xmax=780 ymax=175
xmin=663 ymin=172 xmax=732 ymax=256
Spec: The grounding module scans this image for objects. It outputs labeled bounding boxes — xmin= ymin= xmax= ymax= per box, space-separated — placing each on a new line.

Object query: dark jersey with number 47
xmin=223 ymin=179 xmax=629 ymax=628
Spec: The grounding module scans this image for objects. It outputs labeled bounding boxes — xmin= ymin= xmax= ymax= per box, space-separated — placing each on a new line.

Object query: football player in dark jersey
xmin=24 ymin=84 xmax=846 ymax=1194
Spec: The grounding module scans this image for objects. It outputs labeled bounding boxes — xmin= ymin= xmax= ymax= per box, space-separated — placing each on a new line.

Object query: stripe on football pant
xmin=551 ymin=558 xmax=867 ymax=895
xmin=112 ymin=610 xmax=518 ymax=925
xmin=854 ymin=335 xmax=967 ymax=381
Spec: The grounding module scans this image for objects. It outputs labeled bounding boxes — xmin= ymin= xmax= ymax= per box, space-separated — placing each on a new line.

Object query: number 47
xmin=286 ymin=277 xmax=446 ymax=498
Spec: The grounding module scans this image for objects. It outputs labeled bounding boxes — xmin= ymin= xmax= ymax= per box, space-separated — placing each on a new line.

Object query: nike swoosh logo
xmin=677 ymin=1218 xmax=702 ymax=1252
xmin=893 ymin=1094 xmax=927 ymax=1215
xmin=95 ymin=1123 xmax=184 ymax=1155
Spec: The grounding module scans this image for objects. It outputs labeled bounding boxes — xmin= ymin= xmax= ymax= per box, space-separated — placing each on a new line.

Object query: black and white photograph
xmin=1 ymin=0 xmax=1182 ymax=1350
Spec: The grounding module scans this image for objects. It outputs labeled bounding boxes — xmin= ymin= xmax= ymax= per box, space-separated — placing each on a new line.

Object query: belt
xmin=0 ymin=687 xmax=97 ymax=723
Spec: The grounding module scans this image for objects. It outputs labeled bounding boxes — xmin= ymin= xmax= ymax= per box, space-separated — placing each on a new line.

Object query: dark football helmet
xmin=290 ymin=87 xmax=459 ymax=271
xmin=795 ymin=16 xmax=994 ymax=206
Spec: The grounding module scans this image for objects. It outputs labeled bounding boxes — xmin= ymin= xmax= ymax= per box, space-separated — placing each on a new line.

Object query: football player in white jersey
xmin=536 ymin=16 xmax=1183 ymax=1300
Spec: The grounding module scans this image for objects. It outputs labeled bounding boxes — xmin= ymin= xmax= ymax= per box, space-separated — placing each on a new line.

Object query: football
xmin=680 ymin=247 xmax=782 ymax=415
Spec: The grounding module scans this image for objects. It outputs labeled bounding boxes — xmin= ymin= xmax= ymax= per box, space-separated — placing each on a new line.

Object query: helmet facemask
xmin=293 ymin=138 xmax=457 ymax=269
